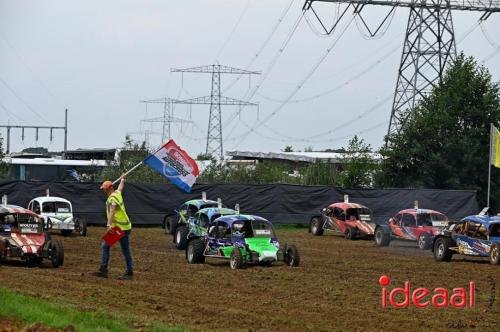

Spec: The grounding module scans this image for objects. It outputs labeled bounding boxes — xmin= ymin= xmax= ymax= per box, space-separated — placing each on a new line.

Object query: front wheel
xmin=418 ymin=233 xmax=432 ymax=250
xmin=284 ymin=245 xmax=300 ymax=267
xmin=310 ymin=217 xmax=324 ymax=236
xmin=47 ymin=240 xmax=64 ymax=268
xmin=433 ymin=237 xmax=453 ymax=262
xmin=164 ymin=215 xmax=177 ymax=234
xmin=374 ymin=227 xmax=390 ymax=247
xmin=174 ymin=225 xmax=189 ymax=250
xmin=76 ymin=219 xmax=87 ymax=237
xmin=230 ymin=247 xmax=245 ymax=270
xmin=345 ymin=228 xmax=356 ymax=241
xmin=186 ymin=238 xmax=205 ymax=264
xmin=490 ymin=243 xmax=500 ymax=265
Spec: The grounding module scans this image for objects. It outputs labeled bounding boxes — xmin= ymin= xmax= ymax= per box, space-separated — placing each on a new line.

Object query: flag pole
xmin=112 ymin=161 xmax=144 ymax=185
xmin=488 ymin=123 xmax=493 ymax=208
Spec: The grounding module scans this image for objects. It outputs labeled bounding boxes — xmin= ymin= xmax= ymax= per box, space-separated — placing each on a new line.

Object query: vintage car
xmin=375 ymin=208 xmax=448 ymax=249
xmin=162 ymin=194 xmax=223 ymax=234
xmin=310 ymin=202 xmax=375 ymax=240
xmin=28 ymin=195 xmax=87 ymax=236
xmin=0 ymin=204 xmax=64 ymax=267
xmin=185 ymin=214 xmax=300 ymax=269
xmin=433 ymin=214 xmax=500 ymax=265
xmin=173 ymin=207 xmax=236 ymax=250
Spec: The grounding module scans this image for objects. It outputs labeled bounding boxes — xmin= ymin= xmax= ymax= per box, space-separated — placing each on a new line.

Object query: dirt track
xmin=0 ymin=227 xmax=499 ymax=331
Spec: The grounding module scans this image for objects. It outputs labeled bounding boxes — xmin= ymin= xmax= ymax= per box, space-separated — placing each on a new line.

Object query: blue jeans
xmin=101 ymin=229 xmax=133 ymax=274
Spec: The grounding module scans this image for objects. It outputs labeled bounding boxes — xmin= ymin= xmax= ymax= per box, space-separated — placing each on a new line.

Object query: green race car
xmin=185 ymin=214 xmax=300 ymax=269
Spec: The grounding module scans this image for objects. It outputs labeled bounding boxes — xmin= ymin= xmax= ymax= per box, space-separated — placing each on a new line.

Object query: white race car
xmin=28 ymin=196 xmax=87 ymax=236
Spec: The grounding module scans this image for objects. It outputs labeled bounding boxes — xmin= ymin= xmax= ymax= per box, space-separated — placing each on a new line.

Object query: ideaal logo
xmin=379 ymin=275 xmax=475 ymax=308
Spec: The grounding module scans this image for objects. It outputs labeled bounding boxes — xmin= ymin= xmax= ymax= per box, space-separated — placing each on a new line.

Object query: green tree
xmin=0 ymin=135 xmax=8 ymax=180
xmin=282 ymin=145 xmax=293 ymax=152
xmin=379 ymin=53 xmax=500 ymax=208
xmin=98 ymin=136 xmax=164 ymax=183
xmin=339 ymin=135 xmax=376 ymax=188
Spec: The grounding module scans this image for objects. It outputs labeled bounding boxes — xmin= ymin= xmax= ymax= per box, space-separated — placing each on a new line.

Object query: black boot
xmin=92 ymin=266 xmax=108 ymax=278
xmin=118 ymin=271 xmax=133 ymax=280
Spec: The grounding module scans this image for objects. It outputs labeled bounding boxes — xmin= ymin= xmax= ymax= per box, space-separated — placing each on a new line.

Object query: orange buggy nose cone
xmin=100 ymin=180 xmax=113 ymax=190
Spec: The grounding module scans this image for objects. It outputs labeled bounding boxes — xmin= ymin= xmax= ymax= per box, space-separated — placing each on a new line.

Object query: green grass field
xmin=0 ymin=288 xmax=187 ymax=332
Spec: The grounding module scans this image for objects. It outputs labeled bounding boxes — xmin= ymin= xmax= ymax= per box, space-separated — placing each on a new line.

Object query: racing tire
xmin=345 ymin=228 xmax=356 ymax=241
xmin=48 ymin=240 xmax=64 ymax=268
xmin=310 ymin=217 xmax=324 ymax=236
xmin=175 ymin=225 xmax=189 ymax=250
xmin=374 ymin=227 xmax=390 ymax=247
xmin=490 ymin=243 xmax=500 ymax=265
xmin=164 ymin=215 xmax=177 ymax=234
xmin=230 ymin=247 xmax=245 ymax=270
xmin=186 ymin=238 xmax=205 ymax=264
xmin=418 ymin=233 xmax=432 ymax=250
xmin=433 ymin=237 xmax=453 ymax=262
xmin=284 ymin=245 xmax=300 ymax=267
xmin=76 ymin=218 xmax=87 ymax=237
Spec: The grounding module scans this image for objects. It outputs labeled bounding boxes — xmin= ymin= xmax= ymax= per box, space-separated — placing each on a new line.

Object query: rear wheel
xmin=284 ymin=245 xmax=300 ymax=267
xmin=310 ymin=217 xmax=324 ymax=236
xmin=186 ymin=238 xmax=206 ymax=264
xmin=433 ymin=237 xmax=453 ymax=262
xmin=164 ymin=216 xmax=177 ymax=234
xmin=418 ymin=233 xmax=432 ymax=250
xmin=374 ymin=227 xmax=390 ymax=247
xmin=230 ymin=247 xmax=245 ymax=270
xmin=490 ymin=243 xmax=500 ymax=265
xmin=345 ymin=228 xmax=356 ymax=240
xmin=75 ymin=218 xmax=87 ymax=237
xmin=48 ymin=240 xmax=64 ymax=268
xmin=174 ymin=225 xmax=189 ymax=250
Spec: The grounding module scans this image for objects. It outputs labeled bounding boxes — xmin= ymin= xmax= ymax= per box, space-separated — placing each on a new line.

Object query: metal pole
xmin=488 ymin=123 xmax=493 ymax=207
xmin=6 ymin=126 xmax=10 ymax=154
xmin=64 ymin=109 xmax=68 ymax=151
xmin=112 ymin=161 xmax=144 ymax=185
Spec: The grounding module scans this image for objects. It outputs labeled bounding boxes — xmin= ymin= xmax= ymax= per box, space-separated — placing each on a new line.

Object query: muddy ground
xmin=0 ymin=227 xmax=499 ymax=331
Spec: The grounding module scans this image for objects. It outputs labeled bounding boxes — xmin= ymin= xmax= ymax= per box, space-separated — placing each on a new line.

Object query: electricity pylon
xmin=140 ymin=98 xmax=192 ymax=142
xmin=303 ymin=0 xmax=500 ymax=138
xmin=172 ymin=64 xmax=260 ymax=159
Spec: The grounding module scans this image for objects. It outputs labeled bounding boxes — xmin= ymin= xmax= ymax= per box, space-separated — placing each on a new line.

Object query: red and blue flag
xmin=144 ymin=139 xmax=199 ymax=192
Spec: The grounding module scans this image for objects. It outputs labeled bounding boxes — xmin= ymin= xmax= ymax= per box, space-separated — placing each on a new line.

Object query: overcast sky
xmin=0 ymin=0 xmax=499 ymax=156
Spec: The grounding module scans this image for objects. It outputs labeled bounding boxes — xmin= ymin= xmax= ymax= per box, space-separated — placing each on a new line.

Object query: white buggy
xmin=28 ymin=195 xmax=87 ymax=236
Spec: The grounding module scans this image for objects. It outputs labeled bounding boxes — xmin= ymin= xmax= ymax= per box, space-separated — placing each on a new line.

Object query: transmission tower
xmin=140 ymin=98 xmax=192 ymax=142
xmin=171 ymin=64 xmax=260 ymax=158
xmin=303 ymin=0 xmax=499 ymax=139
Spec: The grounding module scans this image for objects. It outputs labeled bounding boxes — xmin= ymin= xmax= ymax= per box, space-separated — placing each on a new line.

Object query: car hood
xmin=245 ymin=238 xmax=278 ymax=253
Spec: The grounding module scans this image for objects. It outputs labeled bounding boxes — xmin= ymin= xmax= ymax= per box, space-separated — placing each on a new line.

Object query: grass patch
xmin=0 ymin=288 xmax=187 ymax=332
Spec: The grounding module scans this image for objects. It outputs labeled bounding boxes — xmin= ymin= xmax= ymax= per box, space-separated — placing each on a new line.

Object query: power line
xmin=0 ymin=101 xmax=32 ymax=125
xmin=0 ymin=76 xmax=51 ymax=125
xmin=223 ymin=0 xmax=296 ymax=93
xmin=214 ymin=0 xmax=253 ymax=62
xmin=0 ymin=31 xmax=64 ymax=110
xmin=229 ymin=13 xmax=356 ymax=149
xmin=223 ymin=11 xmax=306 ymax=128
xmin=256 ymin=42 xmax=400 ymax=103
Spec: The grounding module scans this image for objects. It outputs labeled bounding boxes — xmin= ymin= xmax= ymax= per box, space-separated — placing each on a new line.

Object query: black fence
xmin=0 ymin=181 xmax=479 ymax=225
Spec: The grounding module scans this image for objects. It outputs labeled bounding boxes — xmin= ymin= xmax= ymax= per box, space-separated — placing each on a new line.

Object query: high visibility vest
xmin=106 ymin=190 xmax=131 ymax=231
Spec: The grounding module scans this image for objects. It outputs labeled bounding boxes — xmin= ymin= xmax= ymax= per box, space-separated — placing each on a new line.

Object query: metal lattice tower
xmin=303 ymin=0 xmax=500 ymax=138
xmin=140 ymin=98 xmax=192 ymax=142
xmin=172 ymin=64 xmax=260 ymax=159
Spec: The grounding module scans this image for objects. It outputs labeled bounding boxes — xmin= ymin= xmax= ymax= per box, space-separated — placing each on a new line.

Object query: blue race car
xmin=162 ymin=195 xmax=223 ymax=234
xmin=174 ymin=207 xmax=236 ymax=250
xmin=432 ymin=213 xmax=500 ymax=265
xmin=185 ymin=214 xmax=300 ymax=269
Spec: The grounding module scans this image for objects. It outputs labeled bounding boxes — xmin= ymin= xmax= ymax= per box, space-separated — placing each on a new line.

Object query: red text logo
xmin=379 ymin=275 xmax=475 ymax=308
